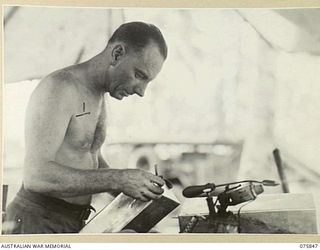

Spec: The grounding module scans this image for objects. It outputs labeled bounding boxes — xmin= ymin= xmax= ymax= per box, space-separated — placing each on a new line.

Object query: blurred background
xmin=3 ymin=6 xmax=320 ymax=232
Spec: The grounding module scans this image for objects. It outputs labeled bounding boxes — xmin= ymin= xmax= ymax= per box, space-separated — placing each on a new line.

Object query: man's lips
xmin=119 ymin=90 xmax=132 ymax=97
xmin=113 ymin=90 xmax=137 ymax=100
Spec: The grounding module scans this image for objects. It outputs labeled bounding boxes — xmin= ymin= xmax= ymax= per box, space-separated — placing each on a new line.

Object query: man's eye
xmin=135 ymin=72 xmax=145 ymax=80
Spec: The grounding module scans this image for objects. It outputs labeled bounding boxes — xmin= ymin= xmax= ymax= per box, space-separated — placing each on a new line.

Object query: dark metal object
xmin=123 ymin=194 xmax=179 ymax=233
xmin=273 ymin=148 xmax=290 ymax=193
xmin=182 ymin=183 xmax=215 ymax=198
xmin=182 ymin=180 xmax=277 ymax=199
xmin=181 ymin=179 xmax=278 ymax=233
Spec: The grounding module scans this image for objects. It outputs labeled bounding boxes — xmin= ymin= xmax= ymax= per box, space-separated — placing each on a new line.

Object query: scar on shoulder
xmin=76 ymin=102 xmax=91 ymax=117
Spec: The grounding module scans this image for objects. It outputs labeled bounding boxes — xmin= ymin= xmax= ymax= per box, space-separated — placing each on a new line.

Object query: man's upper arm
xmin=24 ymin=79 xmax=76 ymax=174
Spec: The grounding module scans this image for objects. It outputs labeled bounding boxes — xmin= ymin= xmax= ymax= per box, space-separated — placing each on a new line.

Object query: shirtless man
xmin=3 ymin=22 xmax=167 ymax=234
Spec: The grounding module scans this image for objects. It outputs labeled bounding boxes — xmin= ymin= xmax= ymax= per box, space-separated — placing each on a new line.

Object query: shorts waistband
xmin=17 ymin=186 xmax=95 ymax=221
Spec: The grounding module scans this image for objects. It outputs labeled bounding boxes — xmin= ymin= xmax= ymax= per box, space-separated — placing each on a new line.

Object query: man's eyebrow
xmin=135 ymin=68 xmax=149 ymax=80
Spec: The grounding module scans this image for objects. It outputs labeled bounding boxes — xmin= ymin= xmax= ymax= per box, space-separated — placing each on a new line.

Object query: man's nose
xmin=134 ymin=83 xmax=147 ymax=97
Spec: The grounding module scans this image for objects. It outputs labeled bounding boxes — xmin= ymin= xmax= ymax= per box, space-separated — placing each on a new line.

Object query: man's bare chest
xmin=64 ymin=99 xmax=106 ymax=152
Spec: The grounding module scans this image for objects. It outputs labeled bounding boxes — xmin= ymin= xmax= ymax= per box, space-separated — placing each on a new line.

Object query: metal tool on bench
xmin=181 ymin=180 xmax=279 ymax=233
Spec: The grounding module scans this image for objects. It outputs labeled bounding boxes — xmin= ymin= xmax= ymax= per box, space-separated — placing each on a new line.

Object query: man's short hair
xmin=108 ymin=21 xmax=168 ymax=60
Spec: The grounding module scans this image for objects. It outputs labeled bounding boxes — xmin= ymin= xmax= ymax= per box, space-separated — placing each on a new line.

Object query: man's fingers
xmin=149 ymin=174 xmax=165 ymax=186
xmin=142 ymin=190 xmax=162 ymax=200
xmin=139 ymin=196 xmax=150 ymax=202
xmin=135 ymin=193 xmax=149 ymax=202
xmin=147 ymin=183 xmax=164 ymax=195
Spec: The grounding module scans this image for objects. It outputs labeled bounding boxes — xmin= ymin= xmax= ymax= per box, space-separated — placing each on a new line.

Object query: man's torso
xmin=28 ymin=67 xmax=107 ymax=205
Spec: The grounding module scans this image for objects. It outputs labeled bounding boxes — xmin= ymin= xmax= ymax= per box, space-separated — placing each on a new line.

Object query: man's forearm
xmin=24 ymin=159 xmax=165 ymax=201
xmin=24 ymin=161 xmax=124 ymax=197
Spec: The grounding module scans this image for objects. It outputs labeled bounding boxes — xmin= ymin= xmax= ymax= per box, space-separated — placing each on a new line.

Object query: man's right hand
xmin=117 ymin=169 xmax=165 ymax=202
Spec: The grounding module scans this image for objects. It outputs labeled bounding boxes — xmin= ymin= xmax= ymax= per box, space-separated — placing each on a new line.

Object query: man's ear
xmin=111 ymin=44 xmax=125 ymax=66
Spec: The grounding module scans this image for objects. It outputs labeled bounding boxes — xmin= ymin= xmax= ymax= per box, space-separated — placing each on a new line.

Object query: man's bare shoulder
xmin=27 ymin=69 xmax=82 ymax=116
xmin=33 ymin=69 xmax=80 ymax=102
xmin=37 ymin=69 xmax=78 ymax=95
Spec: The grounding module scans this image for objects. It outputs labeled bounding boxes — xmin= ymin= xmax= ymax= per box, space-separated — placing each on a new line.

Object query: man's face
xmin=108 ymin=43 xmax=165 ymax=100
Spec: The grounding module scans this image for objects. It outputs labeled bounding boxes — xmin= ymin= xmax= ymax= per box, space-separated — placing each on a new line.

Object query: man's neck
xmin=74 ymin=51 xmax=111 ymax=96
